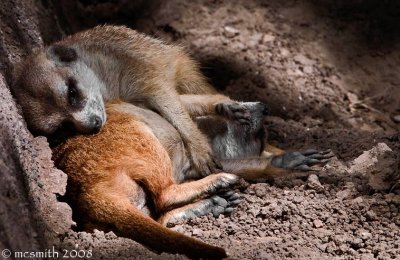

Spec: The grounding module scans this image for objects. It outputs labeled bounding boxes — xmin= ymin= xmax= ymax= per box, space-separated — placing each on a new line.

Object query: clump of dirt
xmin=349 ymin=143 xmax=398 ymax=191
xmin=1 ymin=0 xmax=400 ymax=259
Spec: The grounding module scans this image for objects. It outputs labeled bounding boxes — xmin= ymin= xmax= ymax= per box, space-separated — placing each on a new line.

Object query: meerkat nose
xmin=90 ymin=115 xmax=102 ymax=134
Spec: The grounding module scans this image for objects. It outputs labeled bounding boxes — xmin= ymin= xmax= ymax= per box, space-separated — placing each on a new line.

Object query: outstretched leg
xmin=220 ymin=149 xmax=333 ymax=181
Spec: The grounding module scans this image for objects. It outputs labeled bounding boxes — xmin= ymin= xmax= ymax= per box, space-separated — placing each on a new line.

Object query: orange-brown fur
xmin=52 ymin=104 xmax=235 ymax=259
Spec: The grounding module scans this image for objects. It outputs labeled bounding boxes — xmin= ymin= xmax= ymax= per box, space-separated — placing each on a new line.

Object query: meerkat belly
xmin=110 ymin=102 xmax=190 ymax=180
xmin=111 ymin=104 xmax=184 ymax=149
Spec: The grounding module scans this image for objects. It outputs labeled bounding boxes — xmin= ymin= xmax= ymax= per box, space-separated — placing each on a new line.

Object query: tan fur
xmin=13 ymin=25 xmax=236 ymax=176
xmin=180 ymin=94 xmax=232 ymax=117
xmin=52 ymin=103 xmax=237 ymax=259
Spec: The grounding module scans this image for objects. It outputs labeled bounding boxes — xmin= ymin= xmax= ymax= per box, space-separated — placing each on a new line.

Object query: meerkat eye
xmin=66 ymin=77 xmax=80 ymax=107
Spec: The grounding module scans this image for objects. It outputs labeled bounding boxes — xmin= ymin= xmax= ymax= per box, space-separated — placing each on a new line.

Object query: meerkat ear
xmin=47 ymin=44 xmax=78 ymax=63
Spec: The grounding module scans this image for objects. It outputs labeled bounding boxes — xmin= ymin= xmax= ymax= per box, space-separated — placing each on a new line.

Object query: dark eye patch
xmin=66 ymin=77 xmax=85 ymax=109
xmin=52 ymin=45 xmax=78 ymax=62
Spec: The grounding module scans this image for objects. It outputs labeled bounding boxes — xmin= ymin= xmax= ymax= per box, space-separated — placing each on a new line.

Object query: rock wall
xmin=0 ymin=0 xmax=68 ymax=253
xmin=0 ymin=0 xmax=178 ymax=258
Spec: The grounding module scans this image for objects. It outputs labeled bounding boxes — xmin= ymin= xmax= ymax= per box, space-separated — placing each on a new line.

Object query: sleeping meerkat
xmin=12 ymin=25 xmax=249 ymax=176
xmin=52 ymin=99 xmax=331 ymax=258
xmin=52 ymin=102 xmax=240 ymax=259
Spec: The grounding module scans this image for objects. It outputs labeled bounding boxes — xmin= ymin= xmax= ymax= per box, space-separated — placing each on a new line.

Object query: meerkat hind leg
xmin=220 ymin=149 xmax=333 ymax=181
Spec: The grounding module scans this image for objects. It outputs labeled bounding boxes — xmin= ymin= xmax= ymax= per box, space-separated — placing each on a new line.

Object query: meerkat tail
xmin=102 ymin=199 xmax=227 ymax=259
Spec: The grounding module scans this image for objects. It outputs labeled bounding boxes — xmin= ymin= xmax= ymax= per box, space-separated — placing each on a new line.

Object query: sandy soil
xmin=1 ymin=0 xmax=399 ymax=259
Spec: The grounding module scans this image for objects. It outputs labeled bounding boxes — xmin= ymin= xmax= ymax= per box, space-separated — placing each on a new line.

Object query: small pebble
xmin=223 ymin=26 xmax=239 ymax=38
xmin=392 ymin=115 xmax=400 ymax=123
xmin=314 ymin=219 xmax=324 ymax=228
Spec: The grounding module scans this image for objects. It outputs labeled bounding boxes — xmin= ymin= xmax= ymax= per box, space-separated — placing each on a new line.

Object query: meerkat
xmin=52 ymin=102 xmax=242 ymax=259
xmin=52 ymin=99 xmax=331 ymax=258
xmin=12 ymin=25 xmax=250 ymax=177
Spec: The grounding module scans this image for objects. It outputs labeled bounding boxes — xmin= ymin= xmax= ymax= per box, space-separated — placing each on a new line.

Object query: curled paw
xmin=215 ymin=102 xmax=251 ymax=125
xmin=212 ymin=173 xmax=240 ymax=191
xmin=271 ymin=149 xmax=334 ymax=171
xmin=203 ymin=173 xmax=238 ymax=201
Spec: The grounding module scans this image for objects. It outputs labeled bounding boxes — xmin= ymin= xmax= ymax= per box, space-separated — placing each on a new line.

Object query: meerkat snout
xmin=12 ymin=46 xmax=106 ymax=137
xmin=90 ymin=115 xmax=102 ymax=132
xmin=71 ymin=111 xmax=104 ymax=134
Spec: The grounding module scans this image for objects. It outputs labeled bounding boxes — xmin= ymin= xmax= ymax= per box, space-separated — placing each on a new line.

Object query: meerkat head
xmin=12 ymin=45 xmax=106 ymax=138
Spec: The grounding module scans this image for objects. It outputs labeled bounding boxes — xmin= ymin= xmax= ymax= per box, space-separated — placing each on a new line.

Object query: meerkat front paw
xmin=271 ymin=149 xmax=333 ymax=171
xmin=187 ymin=142 xmax=221 ymax=176
xmin=215 ymin=102 xmax=252 ymax=125
xmin=209 ymin=173 xmax=239 ymax=192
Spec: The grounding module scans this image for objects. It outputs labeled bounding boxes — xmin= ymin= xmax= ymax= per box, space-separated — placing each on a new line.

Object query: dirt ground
xmin=127 ymin=1 xmax=400 ymax=259
xmin=1 ymin=0 xmax=400 ymax=259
